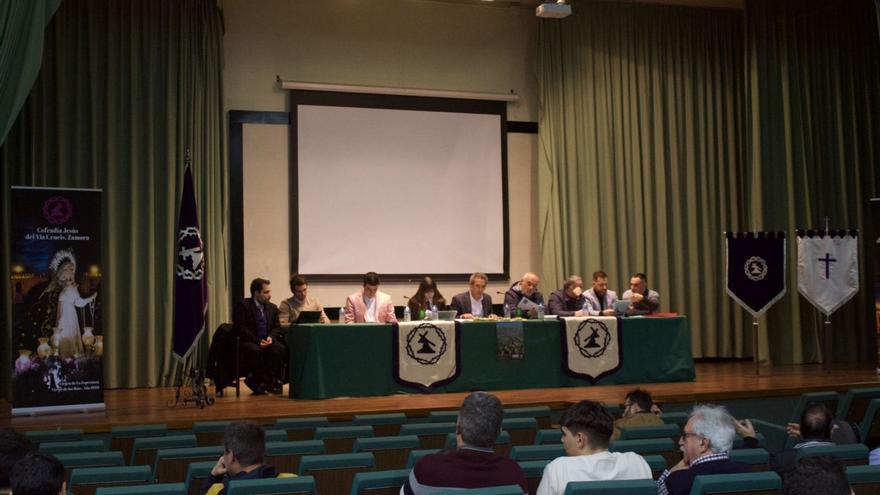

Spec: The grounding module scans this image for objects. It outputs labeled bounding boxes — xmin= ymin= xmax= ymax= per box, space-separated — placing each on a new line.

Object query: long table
xmin=288 ymin=316 xmax=695 ymax=400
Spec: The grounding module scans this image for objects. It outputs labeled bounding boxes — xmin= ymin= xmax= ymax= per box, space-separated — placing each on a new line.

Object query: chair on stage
xmin=846 ymin=464 xmax=880 ymax=495
xmin=728 ymin=448 xmax=771 ymax=472
xmin=265 ymin=440 xmax=326 ymax=474
xmin=184 ymin=461 xmax=216 ymax=495
xmin=562 ymin=479 xmax=658 ymax=495
xmin=509 ymin=444 xmax=564 ymax=462
xmin=315 ymin=426 xmax=375 ymax=454
xmin=609 ymin=438 xmax=678 ymax=468
xmin=502 ymin=417 xmax=538 ymax=446
xmin=445 ymin=431 xmax=512 ymax=458
xmin=349 ymin=469 xmax=410 ymax=495
xmin=687 ymin=471 xmax=781 ymax=495
xmin=40 ymin=439 xmax=106 ymax=455
xmin=352 ymin=413 xmax=407 ymax=437
xmin=405 ymin=449 xmax=440 ymax=469
xmin=642 ymin=454 xmax=668 ymax=479
xmin=618 ymin=424 xmax=682 ymax=442
xmin=298 ymin=453 xmax=375 ymax=495
xmin=797 ymin=443 xmax=870 ymax=466
xmin=534 ymin=429 xmax=561 ymax=445
xmin=56 ymin=451 xmax=125 ymax=485
xmin=68 ymin=465 xmax=153 ymax=495
xmin=353 ymin=435 xmax=419 ymax=470
xmin=226 ymin=475 xmax=316 ymax=495
xmin=94 ymin=483 xmax=187 ymax=495
xmin=130 ymin=434 xmax=198 ymax=467
xmin=398 ymin=422 xmax=456 ymax=450
xmin=517 ymin=459 xmax=549 ymax=495
xmin=25 ymin=428 xmax=84 ymax=444
xmin=154 ymin=446 xmax=224 ymax=483
xmin=504 ymin=406 xmax=553 ymax=429
xmin=276 ymin=417 xmax=331 ymax=441
xmin=110 ymin=424 xmax=168 ymax=463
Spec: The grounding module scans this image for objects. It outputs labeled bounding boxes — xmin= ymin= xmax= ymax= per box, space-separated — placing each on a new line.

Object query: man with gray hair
xmin=657 ymin=405 xmax=750 ymax=495
xmin=547 ymin=275 xmax=587 ymax=317
xmin=402 ymin=392 xmax=527 ymax=495
xmin=451 ymin=273 xmax=495 ymax=319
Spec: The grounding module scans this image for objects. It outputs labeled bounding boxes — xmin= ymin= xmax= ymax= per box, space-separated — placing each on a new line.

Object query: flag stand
xmin=822 ymin=314 xmax=833 ymax=374
xmin=752 ymin=318 xmax=760 ymax=376
xmin=167 ymin=355 xmax=213 ymax=409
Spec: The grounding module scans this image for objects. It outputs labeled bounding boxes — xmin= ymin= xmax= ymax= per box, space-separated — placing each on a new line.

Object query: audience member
xmin=201 ymin=421 xmax=278 ymax=495
xmin=764 ymin=403 xmax=836 ymax=474
xmin=504 ymin=272 xmax=544 ymax=317
xmin=232 ymin=278 xmax=287 ymax=395
xmin=407 ymin=276 xmax=447 ymax=319
xmin=451 ymin=273 xmax=495 ymax=319
xmin=611 ymin=389 xmax=664 ymax=441
xmin=0 ymin=428 xmax=34 ymax=493
xmin=583 ymin=270 xmax=618 ymax=316
xmin=657 ymin=405 xmax=749 ymax=495
xmin=547 ymin=275 xmax=586 ymax=317
xmin=621 ymin=272 xmax=659 ymax=314
xmin=537 ymin=401 xmax=651 ymax=495
xmin=344 ymin=272 xmax=397 ymax=323
xmin=9 ymin=453 xmax=65 ymax=495
xmin=782 ymin=456 xmax=852 ymax=495
xmin=279 ymin=274 xmax=329 ymax=326
xmin=402 ymin=392 xmax=527 ymax=495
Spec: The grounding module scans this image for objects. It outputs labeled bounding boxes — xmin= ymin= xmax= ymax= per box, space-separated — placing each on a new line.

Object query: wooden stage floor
xmin=4 ymin=361 xmax=879 ymax=432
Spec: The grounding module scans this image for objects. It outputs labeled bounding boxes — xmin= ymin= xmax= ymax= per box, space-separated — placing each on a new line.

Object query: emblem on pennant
xmin=393 ymin=320 xmax=460 ymax=391
xmin=796 ymin=230 xmax=859 ymax=316
xmin=726 ymin=232 xmax=787 ymax=317
xmin=561 ymin=317 xmax=621 ymax=383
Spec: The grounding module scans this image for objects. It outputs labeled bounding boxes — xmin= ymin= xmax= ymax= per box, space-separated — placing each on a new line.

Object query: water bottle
xmin=431 ymin=304 xmax=439 ymax=320
xmin=582 ymin=299 xmax=589 ymax=316
xmin=404 ymin=306 xmax=411 ymax=322
xmin=424 ymin=307 xmax=433 ymax=320
xmin=537 ymin=303 xmax=545 ymax=319
xmin=338 ymin=307 xmax=346 ymax=324
xmin=503 ymin=303 xmax=511 ymax=319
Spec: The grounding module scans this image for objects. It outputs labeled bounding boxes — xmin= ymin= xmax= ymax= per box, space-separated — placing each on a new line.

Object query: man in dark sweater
xmin=402 ymin=392 xmax=527 ymax=495
xmin=201 ymin=421 xmax=278 ymax=495
xmin=657 ymin=405 xmax=749 ymax=495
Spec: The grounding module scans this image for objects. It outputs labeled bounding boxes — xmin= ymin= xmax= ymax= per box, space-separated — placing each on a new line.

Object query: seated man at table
xmin=537 ymin=400 xmax=651 ymax=495
xmin=547 ymin=275 xmax=587 ymax=317
xmin=504 ymin=272 xmax=544 ymax=317
xmin=583 ymin=270 xmax=618 ymax=316
xmin=403 ymin=392 xmax=527 ymax=495
xmin=621 ymin=272 xmax=659 ymax=314
xmin=233 ymin=278 xmax=287 ymax=395
xmin=279 ymin=274 xmax=329 ymax=327
xmin=344 ymin=272 xmax=397 ymax=323
xmin=451 ymin=273 xmax=495 ymax=319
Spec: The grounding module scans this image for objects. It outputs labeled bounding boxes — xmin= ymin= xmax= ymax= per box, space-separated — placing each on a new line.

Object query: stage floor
xmin=4 ymin=361 xmax=878 ymax=432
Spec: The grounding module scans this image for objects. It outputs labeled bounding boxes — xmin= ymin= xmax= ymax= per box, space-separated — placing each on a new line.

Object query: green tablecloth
xmin=288 ymin=317 xmax=695 ymax=400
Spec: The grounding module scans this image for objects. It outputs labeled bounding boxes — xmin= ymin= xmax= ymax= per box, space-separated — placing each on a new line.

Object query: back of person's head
xmin=458 ymin=391 xmax=503 ymax=448
xmin=689 ymin=405 xmax=736 ymax=454
xmin=560 ymin=400 xmax=613 ymax=449
xmin=10 ymin=453 xmax=64 ymax=495
xmin=800 ymin=403 xmax=834 ymax=441
xmin=782 ymin=456 xmax=850 ymax=495
xmin=224 ymin=421 xmax=265 ymax=467
xmin=625 ymin=389 xmax=653 ymax=412
xmin=0 ymin=429 xmax=34 ymax=490
xmin=363 ymin=272 xmax=380 ymax=287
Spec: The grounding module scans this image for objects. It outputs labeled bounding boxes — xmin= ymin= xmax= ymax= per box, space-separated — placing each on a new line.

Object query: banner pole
xmin=753 ymin=317 xmax=760 ymax=376
xmin=823 ymin=314 xmax=832 ymax=374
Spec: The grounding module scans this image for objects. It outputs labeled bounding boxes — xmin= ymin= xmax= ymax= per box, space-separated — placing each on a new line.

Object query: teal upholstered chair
xmin=534 ymin=429 xmax=561 ymax=445
xmin=661 ymin=412 xmax=691 ymax=429
xmin=95 ymin=483 xmax=186 ymax=495
xmin=25 ymin=428 xmax=84 ymax=444
xmin=504 ymin=406 xmax=553 ymax=428
xmin=687 ymin=471 xmax=781 ymax=495
xmin=797 ymin=443 xmax=869 ymax=466
xmin=349 ymin=469 xmax=410 ymax=495
xmin=619 ymin=423 xmax=681 ymax=441
xmin=276 ymin=416 xmax=330 ymax=441
xmin=314 ymin=426 xmax=375 ymax=454
xmin=436 ymin=485 xmax=525 ymax=495
xmin=352 ymin=413 xmax=407 ymax=437
xmin=40 ymin=439 xmax=106 ymax=455
xmin=837 ymin=387 xmax=880 ymax=424
xmin=858 ymin=398 xmax=880 ymax=448
xmin=518 ymin=459 xmax=549 ymax=495
xmin=110 ymin=424 xmax=167 ymax=462
xmin=192 ymin=421 xmax=234 ymax=446
xmin=728 ymin=448 xmax=770 ymax=472
xmin=130 ymin=434 xmax=198 ymax=467
xmin=184 ymin=461 xmax=216 ymax=495
xmin=56 ymin=451 xmax=125 ymax=484
xmin=226 ymin=475 xmax=316 ymax=495
xmin=353 ymin=435 xmax=419 ymax=470
xmin=428 ymin=410 xmax=458 ymax=423
xmin=846 ymin=464 xmax=880 ymax=494
xmin=405 ymin=449 xmax=440 ymax=469
xmin=299 ymin=452 xmax=375 ymax=495
xmin=564 ymin=479 xmax=658 ymax=495
xmin=69 ymin=465 xmax=153 ymax=495
xmin=502 ymin=417 xmax=539 ymax=445
xmin=508 ymin=444 xmax=564 ymax=462
xmin=642 ymin=454 xmax=668 ymax=478
xmin=265 ymin=440 xmax=326 ymax=474
xmin=610 ymin=438 xmax=678 ymax=468
xmin=154 ymin=445 xmax=224 ymax=483
xmin=398 ymin=422 xmax=456 ymax=450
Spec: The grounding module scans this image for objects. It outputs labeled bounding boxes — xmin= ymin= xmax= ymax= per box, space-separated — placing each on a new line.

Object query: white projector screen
xmin=292 ymin=93 xmax=507 ymax=279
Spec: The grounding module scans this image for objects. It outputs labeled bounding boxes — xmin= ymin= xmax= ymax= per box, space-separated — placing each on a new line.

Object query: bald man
xmin=504 ymin=272 xmax=544 ymax=317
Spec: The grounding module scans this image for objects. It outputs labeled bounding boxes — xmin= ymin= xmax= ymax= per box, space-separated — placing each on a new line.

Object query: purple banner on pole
xmin=10 ymin=187 xmax=104 ymax=414
xmin=726 ymin=232 xmax=787 ymax=317
xmin=172 ymin=166 xmax=207 ymax=360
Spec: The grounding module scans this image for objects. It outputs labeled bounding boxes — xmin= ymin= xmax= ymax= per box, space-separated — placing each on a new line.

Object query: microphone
xmin=495 ymin=291 xmax=505 ymax=295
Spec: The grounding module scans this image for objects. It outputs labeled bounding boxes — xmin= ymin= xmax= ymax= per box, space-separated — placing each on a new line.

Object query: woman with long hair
xmin=407 ymin=276 xmax=446 ymax=319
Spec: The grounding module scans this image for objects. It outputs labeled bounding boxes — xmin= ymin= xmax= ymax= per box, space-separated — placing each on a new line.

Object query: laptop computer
xmin=613 ymin=300 xmax=631 ymax=316
xmin=295 ymin=310 xmax=322 ymax=324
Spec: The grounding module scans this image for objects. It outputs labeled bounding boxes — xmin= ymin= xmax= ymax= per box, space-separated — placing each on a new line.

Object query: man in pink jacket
xmin=344 ymin=272 xmax=398 ymax=323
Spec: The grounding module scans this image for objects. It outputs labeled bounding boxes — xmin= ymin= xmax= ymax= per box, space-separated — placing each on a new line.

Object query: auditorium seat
xmin=94 ymin=483 xmax=186 ymax=495
xmin=40 ymin=439 xmax=106 ymax=455
xmin=661 ymin=412 xmax=690 ymax=428
xmin=733 ymin=433 xmax=766 ymax=449
xmin=350 ymin=469 xmax=410 ymax=495
xmin=25 ymin=428 xmax=84 ymax=444
xmin=353 ymin=435 xmax=419 ymax=470
xmin=226 ymin=475 xmax=316 ymax=495
xmin=534 ymin=429 xmax=561 ymax=445
xmin=154 ymin=446 xmax=224 ymax=483
xmin=618 ymin=423 xmax=681 ymax=442
xmin=859 ymin=398 xmax=880 ymax=448
xmin=68 ymin=465 xmax=153 ymax=495
xmin=193 ymin=420 xmax=234 ymax=446
xmin=728 ymin=448 xmax=770 ymax=472
xmin=398 ymin=422 xmax=456 ymax=450
xmin=184 ymin=461 xmax=215 ymax=495
xmin=796 ymin=443 xmax=869 ymax=466
xmin=837 ymin=388 xmax=880 ymax=424
xmin=609 ymin=438 xmax=678 ymax=468
xmin=504 ymin=406 xmax=553 ymax=429
xmin=437 ymin=485 xmax=525 ymax=495
xmin=315 ymin=426 xmax=375 ymax=454
xmin=688 ymin=471 xmax=781 ymax=495
xmin=509 ymin=444 xmax=564 ymax=462
xmin=276 ymin=416 xmax=330 ymax=441
xmin=785 ymin=391 xmax=840 ymax=448
xmin=299 ymin=453 xmax=375 ymax=495
xmin=353 ymin=413 xmax=407 ymax=437
xmin=517 ymin=459 xmax=549 ymax=495
xmin=563 ymin=479 xmax=658 ymax=495
xmin=502 ymin=417 xmax=538 ymax=445
xmin=428 ymin=410 xmax=458 ymax=423
xmin=405 ymin=449 xmax=440 ymax=469
xmin=845 ymin=464 xmax=880 ymax=495
xmin=110 ymin=424 xmax=168 ymax=463
xmin=56 ymin=451 xmax=125 ymax=484
xmin=265 ymin=440 xmax=326 ymax=474
xmin=130 ymin=434 xmax=198 ymax=467
xmin=642 ymin=454 xmax=667 ymax=479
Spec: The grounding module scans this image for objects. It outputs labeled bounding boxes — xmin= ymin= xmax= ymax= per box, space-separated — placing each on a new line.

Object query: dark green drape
xmin=745 ymin=0 xmax=879 ymax=364
xmin=1 ymin=0 xmax=228 ymax=389
xmin=0 ymin=0 xmax=60 ymax=146
xmin=537 ymin=1 xmax=754 ymax=359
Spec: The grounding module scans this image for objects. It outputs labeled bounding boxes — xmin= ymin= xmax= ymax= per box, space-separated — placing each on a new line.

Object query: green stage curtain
xmin=745 ymin=0 xmax=879 ymax=364
xmin=1 ymin=0 xmax=228 ymax=388
xmin=537 ymin=1 xmax=754 ymax=359
xmin=0 ymin=0 xmax=60 ymax=146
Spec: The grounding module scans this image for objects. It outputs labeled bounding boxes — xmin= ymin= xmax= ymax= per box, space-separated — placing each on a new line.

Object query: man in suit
xmin=583 ymin=270 xmax=618 ymax=316
xmin=547 ymin=275 xmax=587 ymax=317
xmin=450 ymin=273 xmax=495 ymax=319
xmin=621 ymin=272 xmax=660 ymax=314
xmin=232 ymin=278 xmax=286 ymax=395
xmin=657 ymin=405 xmax=749 ymax=495
xmin=344 ymin=272 xmax=397 ymax=323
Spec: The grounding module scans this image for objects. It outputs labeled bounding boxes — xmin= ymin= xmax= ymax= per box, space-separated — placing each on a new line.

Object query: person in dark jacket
xmin=232 ymin=278 xmax=286 ymax=394
xmin=201 ymin=421 xmax=278 ymax=495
